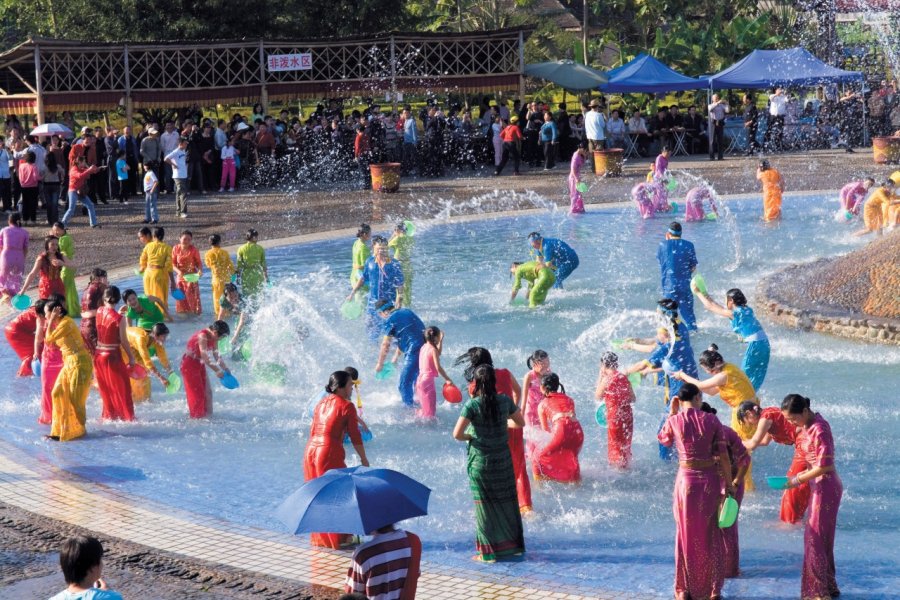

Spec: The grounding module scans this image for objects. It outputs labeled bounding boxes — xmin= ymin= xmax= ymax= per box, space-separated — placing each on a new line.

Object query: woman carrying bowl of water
xmin=180 ymin=320 xmax=231 ymax=419
xmin=780 ymin=394 xmax=842 ymax=600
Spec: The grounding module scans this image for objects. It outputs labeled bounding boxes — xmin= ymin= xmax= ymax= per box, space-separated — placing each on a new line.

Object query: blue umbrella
xmin=275 ymin=466 xmax=430 ymax=535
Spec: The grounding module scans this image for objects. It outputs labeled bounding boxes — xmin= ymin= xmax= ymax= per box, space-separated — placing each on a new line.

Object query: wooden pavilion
xmin=0 ymin=28 xmax=531 ymax=125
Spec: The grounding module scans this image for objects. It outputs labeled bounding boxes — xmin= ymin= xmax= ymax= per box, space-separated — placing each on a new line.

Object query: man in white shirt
xmin=165 ymin=136 xmax=189 ymax=218
xmin=583 ymin=99 xmax=607 ymax=153
xmin=766 ymin=87 xmax=787 ymax=151
xmin=159 ymin=121 xmax=180 ymax=194
xmin=707 ymin=94 xmax=729 ymax=161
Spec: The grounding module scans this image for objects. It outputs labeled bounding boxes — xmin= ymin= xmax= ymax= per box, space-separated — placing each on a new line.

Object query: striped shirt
xmin=345 ymin=529 xmax=418 ymax=600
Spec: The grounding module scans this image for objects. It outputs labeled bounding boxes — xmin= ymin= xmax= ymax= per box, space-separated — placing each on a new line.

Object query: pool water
xmin=1 ymin=193 xmax=899 ymax=598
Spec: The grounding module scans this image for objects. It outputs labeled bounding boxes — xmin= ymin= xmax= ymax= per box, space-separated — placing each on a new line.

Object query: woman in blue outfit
xmin=347 ymin=236 xmax=405 ymax=344
xmin=622 ymin=298 xmax=698 ymax=460
xmin=527 ymin=232 xmax=579 ymax=289
xmin=374 ymin=301 xmax=424 ymax=408
xmin=693 ymin=286 xmax=770 ymax=391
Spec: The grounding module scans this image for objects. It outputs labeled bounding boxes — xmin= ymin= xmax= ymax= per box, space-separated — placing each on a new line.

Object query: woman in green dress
xmin=388 ymin=221 xmax=413 ymax=306
xmin=453 ymin=363 xmax=526 ymax=562
xmin=51 ymin=222 xmax=80 ymax=318
xmin=236 ymin=228 xmax=267 ymax=302
xmin=350 ymin=223 xmax=371 ymax=293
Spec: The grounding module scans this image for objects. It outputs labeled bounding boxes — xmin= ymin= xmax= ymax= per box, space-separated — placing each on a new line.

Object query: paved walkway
xmin=0 ymin=440 xmax=651 ymax=599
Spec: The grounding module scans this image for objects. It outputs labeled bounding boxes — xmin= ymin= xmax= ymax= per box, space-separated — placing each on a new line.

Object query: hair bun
xmin=708 ymin=343 xmax=719 ymax=352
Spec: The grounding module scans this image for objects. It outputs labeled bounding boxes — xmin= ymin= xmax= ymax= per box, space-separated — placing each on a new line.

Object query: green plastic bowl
xmin=576 ymin=182 xmax=589 ymax=194
xmin=766 ymin=476 xmax=790 ymax=490
xmin=11 ymin=294 xmax=31 ymax=310
xmin=666 ymin=178 xmax=678 ymax=192
xmin=375 ymin=362 xmax=395 ymax=380
xmin=611 ymin=338 xmax=624 ymax=349
xmin=240 ymin=340 xmax=253 ymax=361
xmin=404 ymin=220 xmax=416 ymax=237
xmin=217 ymin=338 xmax=232 ymax=355
xmin=627 ymin=372 xmax=642 ymax=388
xmin=718 ymin=495 xmax=739 ymax=528
xmin=183 ymin=273 xmax=200 ymax=283
xmin=691 ymin=273 xmax=708 ymax=296
xmin=705 ymin=212 xmax=718 ymax=221
xmin=595 ymin=403 xmax=607 ymax=427
xmin=165 ymin=372 xmax=182 ymax=394
xmin=340 ymin=299 xmax=363 ymax=320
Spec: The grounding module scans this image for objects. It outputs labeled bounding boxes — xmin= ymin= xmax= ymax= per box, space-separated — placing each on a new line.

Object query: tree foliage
xmin=0 ymin=0 xmax=417 ymax=49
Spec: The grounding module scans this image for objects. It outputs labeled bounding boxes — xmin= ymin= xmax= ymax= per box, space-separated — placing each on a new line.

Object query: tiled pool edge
xmin=0 ymin=439 xmax=652 ymax=599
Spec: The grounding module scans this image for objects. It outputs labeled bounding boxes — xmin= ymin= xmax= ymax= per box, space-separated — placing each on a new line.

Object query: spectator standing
xmin=524 ymin=102 xmax=543 ymax=167
xmin=140 ymin=126 xmax=162 ymax=182
xmin=766 ymin=87 xmax=787 ymax=151
xmin=184 ymin=123 xmax=206 ymax=194
xmin=159 ymin=121 xmax=179 ymax=194
xmin=0 ymin=137 xmax=11 ymax=211
xmin=401 ymin=108 xmax=418 ymax=176
xmin=354 ymin=124 xmax=372 ymax=190
xmin=556 ymin=103 xmax=573 ymax=161
xmin=92 ymin=126 xmax=109 ymax=205
xmin=103 ymin=127 xmax=119 ymax=202
xmin=742 ymin=95 xmax=760 ymax=155
xmin=583 ymin=99 xmax=607 ymax=155
xmin=117 ymin=126 xmax=140 ymax=197
xmin=42 ymin=152 xmax=64 ymax=225
xmin=17 ymin=151 xmax=40 ymax=224
xmin=707 ymin=94 xmax=729 ymax=161
xmin=114 ymin=150 xmax=129 ymax=204
xmin=214 ymin=119 xmax=228 ymax=185
xmin=165 ymin=136 xmax=189 ymax=218
xmin=539 ymin=111 xmax=558 ymax=170
xmin=143 ymin=161 xmax=159 ymax=224
xmin=494 ymin=116 xmax=523 ymax=176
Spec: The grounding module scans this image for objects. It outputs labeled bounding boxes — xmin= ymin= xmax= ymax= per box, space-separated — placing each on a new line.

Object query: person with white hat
xmin=159 ymin=121 xmax=180 ymax=194
xmin=140 ymin=125 xmax=162 ymax=182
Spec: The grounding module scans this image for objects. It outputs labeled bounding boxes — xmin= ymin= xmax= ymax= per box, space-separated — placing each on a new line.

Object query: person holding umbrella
xmin=345 ymin=523 xmax=421 ymax=600
xmin=305 ymin=370 xmax=370 ymax=548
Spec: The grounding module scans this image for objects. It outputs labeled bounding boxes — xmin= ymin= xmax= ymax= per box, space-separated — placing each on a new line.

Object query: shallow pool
xmin=1 ymin=193 xmax=898 ymax=598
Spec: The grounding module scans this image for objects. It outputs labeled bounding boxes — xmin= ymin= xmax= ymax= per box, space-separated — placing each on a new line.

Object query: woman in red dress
xmin=180 ymin=320 xmax=231 ymax=418
xmin=172 ymin=230 xmax=203 ymax=315
xmin=594 ymin=352 xmax=636 ymax=469
xmin=94 ymin=286 xmax=137 ymax=421
xmin=79 ymin=268 xmax=107 ymax=355
xmin=4 ymin=299 xmax=45 ymax=376
xmin=18 ymin=236 xmax=67 ymax=299
xmin=535 ymin=373 xmax=584 ymax=483
xmin=304 ymin=370 xmax=370 ymax=548
xmin=456 ymin=347 xmax=533 ymax=515
xmin=738 ymin=401 xmax=810 ymax=524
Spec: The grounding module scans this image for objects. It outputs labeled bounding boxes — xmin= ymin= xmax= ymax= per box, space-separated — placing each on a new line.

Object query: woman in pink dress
xmin=414 ymin=326 xmax=453 ymax=420
xmin=521 ymin=349 xmax=550 ymax=471
xmin=180 ymin=320 xmax=231 ymax=418
xmin=0 ymin=212 xmax=28 ymax=301
xmin=568 ymin=147 xmax=589 ymax=214
xmin=658 ymin=382 xmax=734 ymax=600
xmin=535 ymin=373 xmax=583 ymax=483
xmin=781 ymin=394 xmax=842 ymax=600
xmin=35 ymin=293 xmax=66 ymax=425
xmin=700 ymin=402 xmax=751 ymax=578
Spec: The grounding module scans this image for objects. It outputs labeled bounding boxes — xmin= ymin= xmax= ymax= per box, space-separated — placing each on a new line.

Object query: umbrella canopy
xmin=524 ymin=60 xmax=608 ymax=92
xmin=276 ymin=466 xmax=430 ymax=535
xmin=29 ymin=123 xmax=74 ymax=138
xmin=600 ymin=53 xmax=707 ymax=93
xmin=706 ymin=47 xmax=863 ymax=90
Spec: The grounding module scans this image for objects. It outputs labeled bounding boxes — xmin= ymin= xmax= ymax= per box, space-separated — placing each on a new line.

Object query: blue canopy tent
xmin=705 ymin=47 xmax=868 ymax=144
xmin=706 ymin=47 xmax=863 ymax=89
xmin=600 ymin=53 xmax=707 ymax=93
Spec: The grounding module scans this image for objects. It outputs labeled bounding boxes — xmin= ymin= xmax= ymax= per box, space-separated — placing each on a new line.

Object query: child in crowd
xmin=50 ymin=535 xmax=122 ymax=600
xmin=594 ymin=351 xmax=636 ymax=469
xmin=115 ymin=150 xmax=129 ymax=204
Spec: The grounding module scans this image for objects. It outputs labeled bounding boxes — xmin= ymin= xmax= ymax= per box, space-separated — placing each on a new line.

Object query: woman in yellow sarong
xmin=674 ymin=343 xmax=759 ymax=490
xmin=855 ymin=179 xmax=897 ymax=236
xmin=44 ymin=299 xmax=93 ymax=441
xmin=204 ymin=233 xmax=235 ymax=317
xmin=125 ymin=323 xmax=172 ymax=402
xmin=139 ymin=227 xmax=175 ymax=318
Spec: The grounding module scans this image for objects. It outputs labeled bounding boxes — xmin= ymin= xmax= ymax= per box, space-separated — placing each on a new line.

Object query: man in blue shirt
xmin=348 ymin=236 xmax=404 ymax=343
xmin=656 ymin=222 xmax=698 ymax=330
xmin=528 ymin=232 xmax=579 ymax=289
xmin=375 ymin=301 xmax=425 ymax=407
xmin=401 ymin=107 xmax=418 ymax=176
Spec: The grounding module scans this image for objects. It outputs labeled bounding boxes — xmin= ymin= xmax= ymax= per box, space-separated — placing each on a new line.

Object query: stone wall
xmin=758 ymin=258 xmax=900 ymax=346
